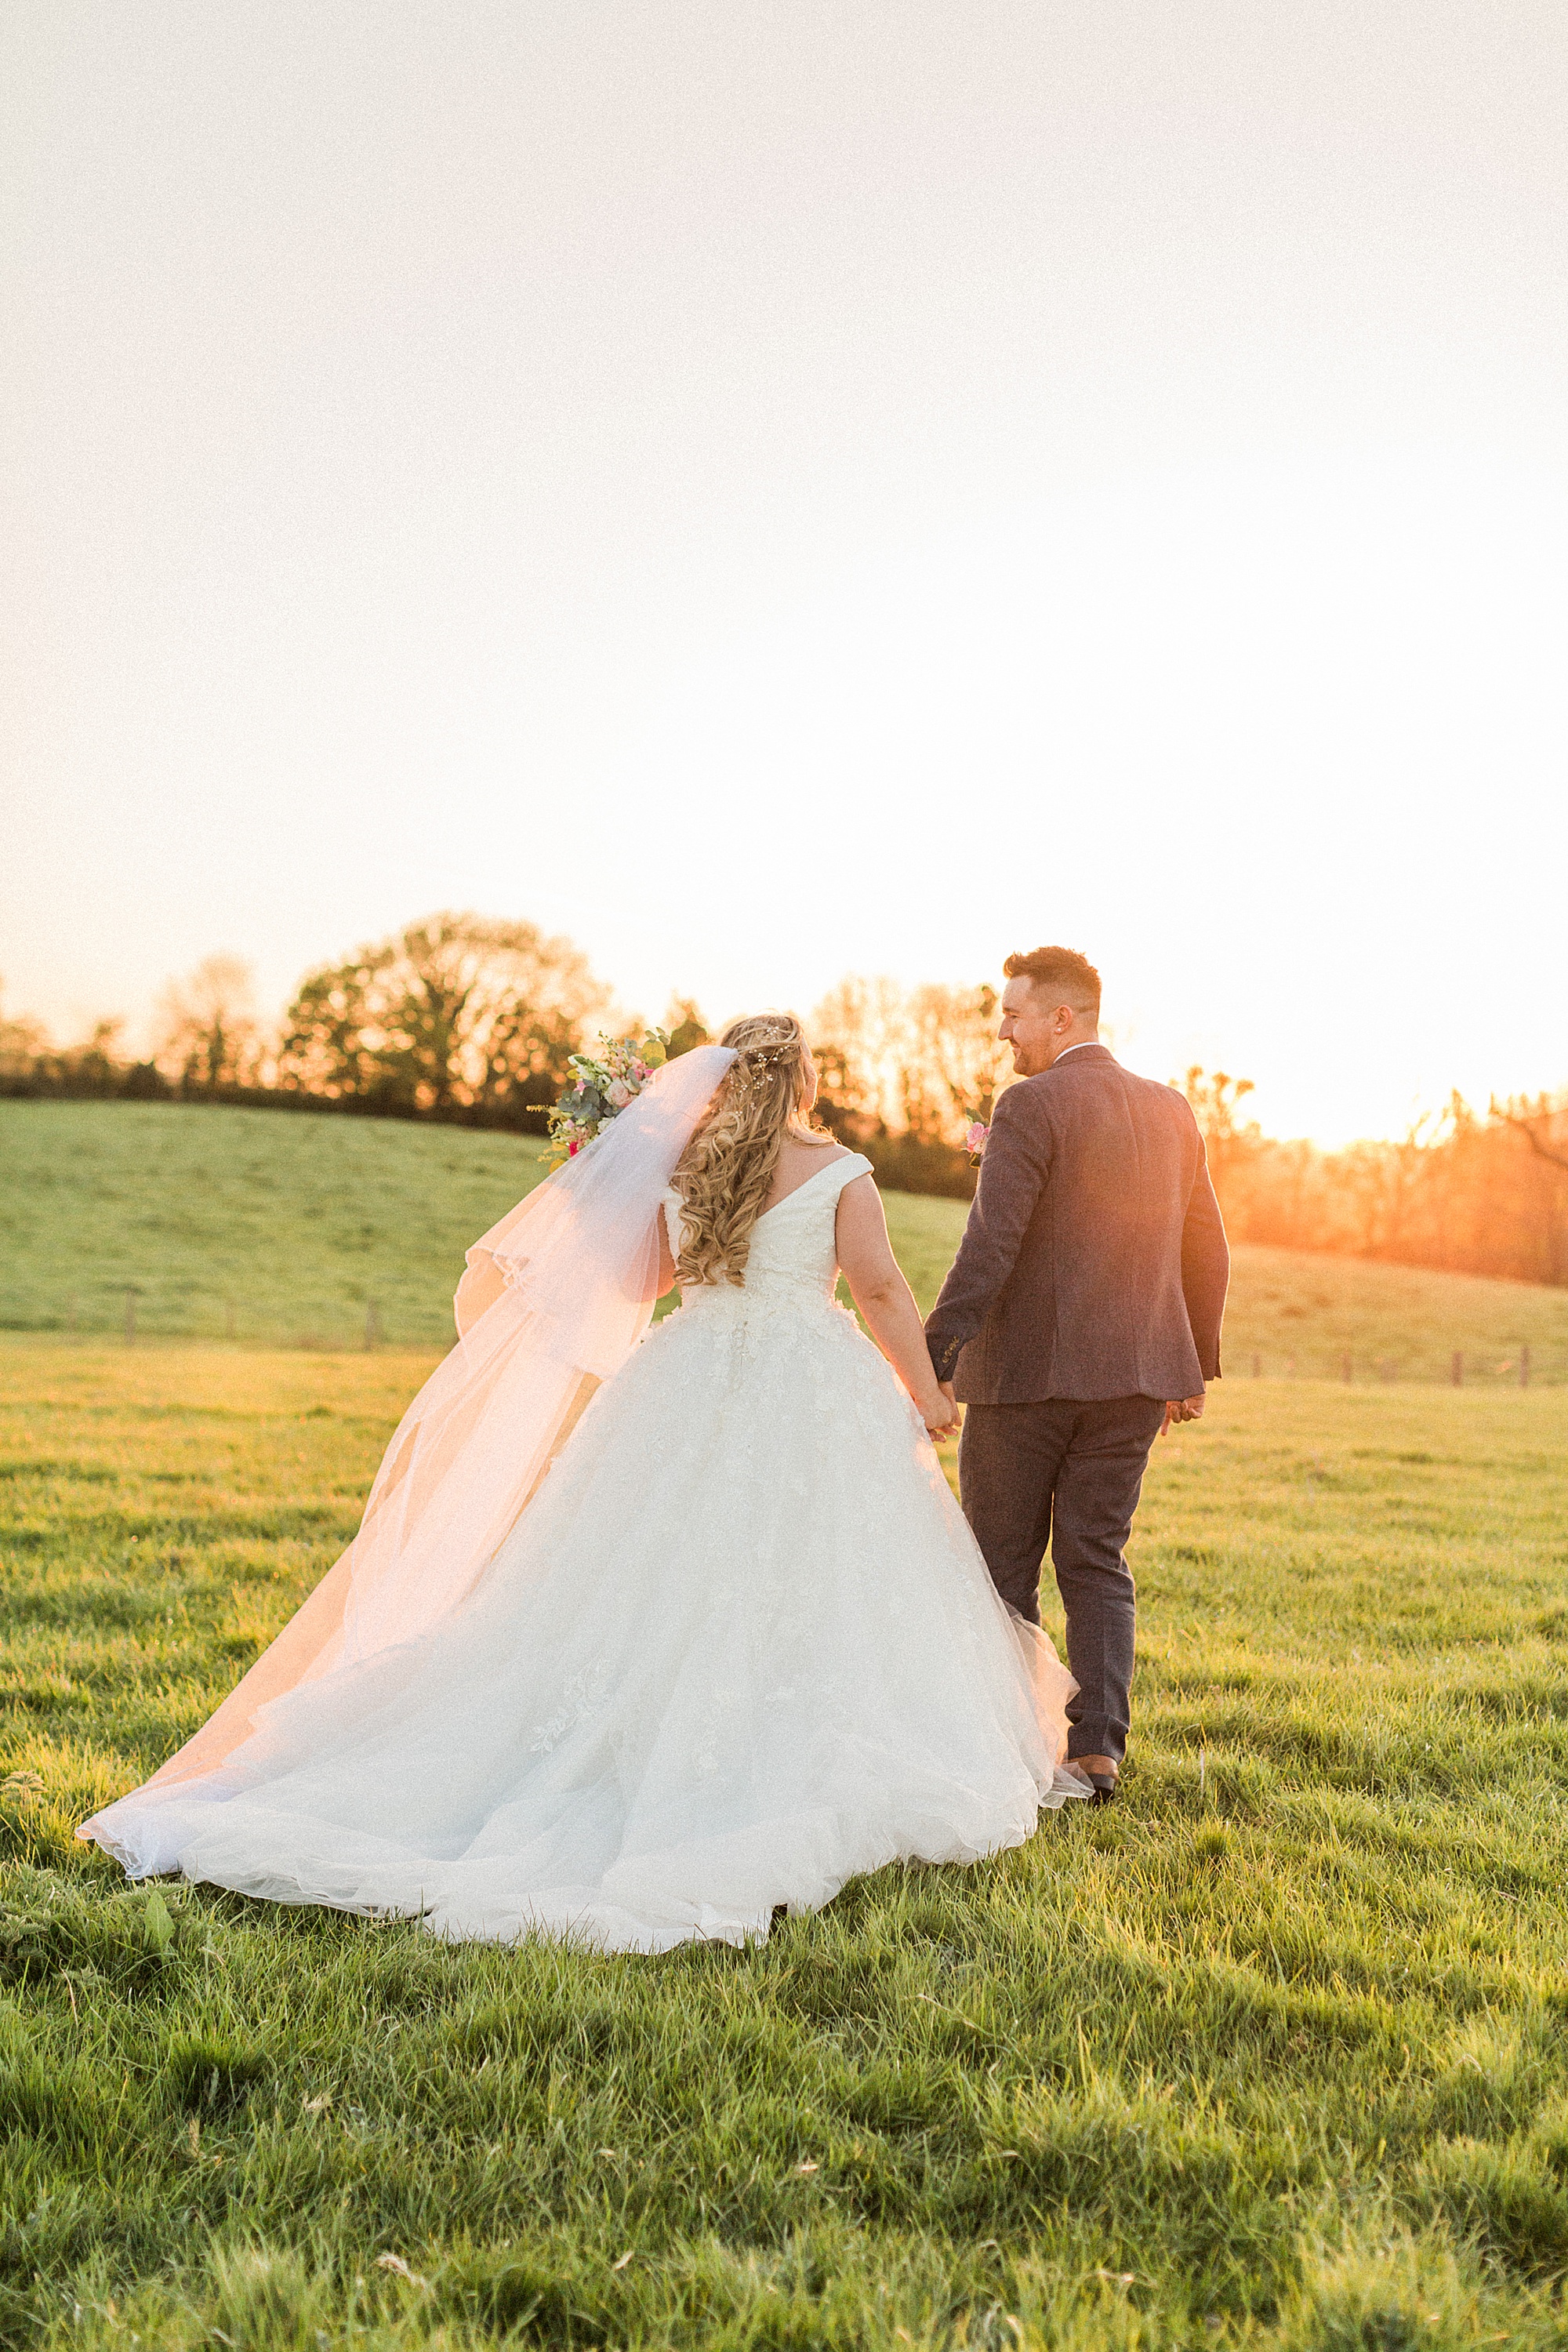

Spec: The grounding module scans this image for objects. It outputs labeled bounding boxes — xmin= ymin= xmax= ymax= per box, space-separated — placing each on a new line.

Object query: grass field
xmin=3 ymin=1338 xmax=1568 ymax=2349
xmin=5 ymin=1100 xmax=1568 ymax=1382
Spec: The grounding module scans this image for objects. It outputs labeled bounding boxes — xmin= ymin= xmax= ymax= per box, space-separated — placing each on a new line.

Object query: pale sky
xmin=4 ymin=2 xmax=1565 ymax=1145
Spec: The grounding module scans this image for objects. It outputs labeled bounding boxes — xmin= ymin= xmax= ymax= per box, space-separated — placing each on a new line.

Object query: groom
xmin=925 ymin=946 xmax=1229 ymax=1801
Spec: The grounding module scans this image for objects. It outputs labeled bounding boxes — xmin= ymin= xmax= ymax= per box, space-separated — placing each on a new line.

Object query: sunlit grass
xmin=0 ymin=1102 xmax=549 ymax=1350
xmin=3 ymin=1343 xmax=1567 ymax=2347
xmin=7 ymin=1100 xmax=1566 ymax=1384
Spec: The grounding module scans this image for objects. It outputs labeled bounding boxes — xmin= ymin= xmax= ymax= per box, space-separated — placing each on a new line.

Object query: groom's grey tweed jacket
xmin=925 ymin=1045 xmax=1229 ymax=1403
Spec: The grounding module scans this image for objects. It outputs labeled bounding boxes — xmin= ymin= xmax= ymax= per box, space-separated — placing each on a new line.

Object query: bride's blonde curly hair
xmin=671 ymin=1012 xmax=827 ymax=1287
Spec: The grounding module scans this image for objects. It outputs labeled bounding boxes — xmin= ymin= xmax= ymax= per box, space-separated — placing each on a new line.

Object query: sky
xmin=3 ymin=1 xmax=1566 ymax=1145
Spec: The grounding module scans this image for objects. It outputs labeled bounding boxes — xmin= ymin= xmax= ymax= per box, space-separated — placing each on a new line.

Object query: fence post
xmin=364 ymin=1299 xmax=381 ymax=1352
xmin=123 ymin=1288 xmax=137 ymax=1347
xmin=1520 ymin=1345 xmax=1530 ymax=1388
xmin=1252 ymin=1352 xmax=1261 ymax=1379
xmin=1451 ymin=1350 xmax=1463 ymax=1387
xmin=224 ymin=1299 xmax=236 ymax=1341
xmin=1341 ymin=1352 xmax=1352 ymax=1385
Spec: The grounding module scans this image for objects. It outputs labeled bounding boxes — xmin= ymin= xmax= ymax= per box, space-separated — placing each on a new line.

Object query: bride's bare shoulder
xmin=778 ymin=1132 xmax=855 ymax=1171
xmin=764 ymin=1133 xmax=861 ymax=1212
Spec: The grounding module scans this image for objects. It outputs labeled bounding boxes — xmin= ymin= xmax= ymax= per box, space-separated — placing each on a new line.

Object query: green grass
xmin=1218 ymin=1246 xmax=1568 ymax=1388
xmin=5 ymin=1101 xmax=1567 ymax=1382
xmin=0 ymin=1102 xmax=548 ymax=1351
xmin=3 ymin=1342 xmax=1568 ymax=2347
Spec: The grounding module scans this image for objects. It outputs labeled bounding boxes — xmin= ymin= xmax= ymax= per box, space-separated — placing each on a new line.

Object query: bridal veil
xmin=83 ymin=1045 xmax=737 ymax=1813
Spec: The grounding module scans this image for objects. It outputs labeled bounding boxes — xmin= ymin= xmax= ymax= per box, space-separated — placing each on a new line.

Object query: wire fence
xmin=4 ymin=1290 xmax=1565 ymax=1385
xmin=1236 ymin=1345 xmax=1552 ymax=1388
xmin=17 ymin=1291 xmax=434 ymax=1356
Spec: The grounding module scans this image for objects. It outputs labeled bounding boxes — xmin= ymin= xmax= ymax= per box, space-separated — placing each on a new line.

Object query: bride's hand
xmin=833 ymin=1179 xmax=962 ymax=1443
xmin=920 ymin=1384 xmax=960 ymax=1440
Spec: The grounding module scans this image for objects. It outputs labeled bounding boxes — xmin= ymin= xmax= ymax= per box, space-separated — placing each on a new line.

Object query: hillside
xmin=2 ymin=1100 xmax=1566 ymax=1380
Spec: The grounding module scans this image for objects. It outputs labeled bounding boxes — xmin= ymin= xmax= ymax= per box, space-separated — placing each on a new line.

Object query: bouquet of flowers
xmin=545 ymin=1030 xmax=670 ymax=1167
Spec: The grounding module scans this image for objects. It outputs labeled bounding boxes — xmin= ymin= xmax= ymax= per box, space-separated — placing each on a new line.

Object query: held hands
xmin=1160 ymin=1394 xmax=1206 ymax=1436
xmin=920 ymin=1381 xmax=961 ymax=1441
xmin=922 ymin=1381 xmax=1197 ymax=1440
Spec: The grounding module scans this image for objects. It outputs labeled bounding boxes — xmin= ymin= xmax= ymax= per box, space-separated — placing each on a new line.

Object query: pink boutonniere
xmin=964 ymin=1119 xmax=990 ymax=1163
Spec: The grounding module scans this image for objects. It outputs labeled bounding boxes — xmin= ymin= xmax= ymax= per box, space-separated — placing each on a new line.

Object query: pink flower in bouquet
xmin=964 ymin=1120 xmax=990 ymax=1160
xmin=607 ymin=1080 xmax=633 ymax=1109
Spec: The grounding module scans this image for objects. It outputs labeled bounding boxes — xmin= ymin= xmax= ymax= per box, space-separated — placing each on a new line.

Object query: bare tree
xmin=1178 ymin=1068 xmax=1259 ymax=1210
xmin=809 ymin=975 xmax=914 ymax=1137
xmin=0 ymin=982 xmax=49 ymax=1081
xmin=1494 ymin=1089 xmax=1568 ymax=1173
xmin=809 ymin=975 xmax=1011 ymax=1146
xmin=156 ymin=956 xmax=264 ymax=1094
xmin=901 ymin=983 xmax=1007 ymax=1144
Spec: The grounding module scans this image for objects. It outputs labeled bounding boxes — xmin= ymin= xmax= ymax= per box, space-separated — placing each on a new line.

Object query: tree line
xmin=0 ymin=916 xmax=614 ymax=1130
xmin=3 ymin=913 xmax=1565 ymax=1283
xmin=1182 ymin=1069 xmax=1568 ymax=1290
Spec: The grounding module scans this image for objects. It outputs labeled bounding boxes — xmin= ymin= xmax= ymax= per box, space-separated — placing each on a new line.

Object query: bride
xmin=81 ymin=1014 xmax=1087 ymax=1951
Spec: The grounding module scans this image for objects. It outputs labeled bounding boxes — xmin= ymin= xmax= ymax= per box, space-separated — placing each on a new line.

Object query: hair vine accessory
xmin=728 ymin=1040 xmax=789 ymax=1091
xmin=731 ymin=1039 xmax=797 ymax=1092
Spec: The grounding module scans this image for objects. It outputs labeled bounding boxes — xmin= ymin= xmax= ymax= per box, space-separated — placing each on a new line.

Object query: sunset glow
xmin=5 ymin=4 xmax=1565 ymax=1145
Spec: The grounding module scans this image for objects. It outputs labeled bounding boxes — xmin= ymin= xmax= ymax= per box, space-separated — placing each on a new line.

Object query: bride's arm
xmin=645 ymin=1212 xmax=677 ymax=1303
xmin=836 ymin=1177 xmax=960 ymax=1439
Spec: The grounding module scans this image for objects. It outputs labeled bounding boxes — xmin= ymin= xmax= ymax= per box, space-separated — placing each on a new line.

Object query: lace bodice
xmin=663 ymin=1152 xmax=873 ymax=1313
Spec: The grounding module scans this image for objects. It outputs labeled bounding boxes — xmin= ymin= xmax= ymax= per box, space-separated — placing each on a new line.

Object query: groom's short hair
xmin=1004 ymin=946 xmax=1102 ymax=1017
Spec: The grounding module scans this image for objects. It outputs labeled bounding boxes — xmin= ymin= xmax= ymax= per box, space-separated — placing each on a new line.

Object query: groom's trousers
xmin=956 ymin=1396 xmax=1166 ymax=1766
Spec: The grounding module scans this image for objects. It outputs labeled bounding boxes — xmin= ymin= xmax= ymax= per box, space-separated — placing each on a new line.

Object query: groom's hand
xmin=1160 ymin=1395 xmax=1206 ymax=1436
xmin=922 ymin=1383 xmax=960 ymax=1439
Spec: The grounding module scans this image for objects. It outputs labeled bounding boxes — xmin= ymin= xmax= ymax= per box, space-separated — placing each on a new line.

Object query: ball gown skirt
xmin=82 ymin=1158 xmax=1087 ymax=1951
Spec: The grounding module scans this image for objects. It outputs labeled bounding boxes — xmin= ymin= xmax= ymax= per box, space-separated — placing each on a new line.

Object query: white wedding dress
xmin=84 ymin=1154 xmax=1086 ymax=1951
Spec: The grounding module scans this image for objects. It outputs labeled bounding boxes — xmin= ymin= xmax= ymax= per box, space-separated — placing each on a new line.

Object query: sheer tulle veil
xmin=80 ymin=1045 xmax=737 ymax=1824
